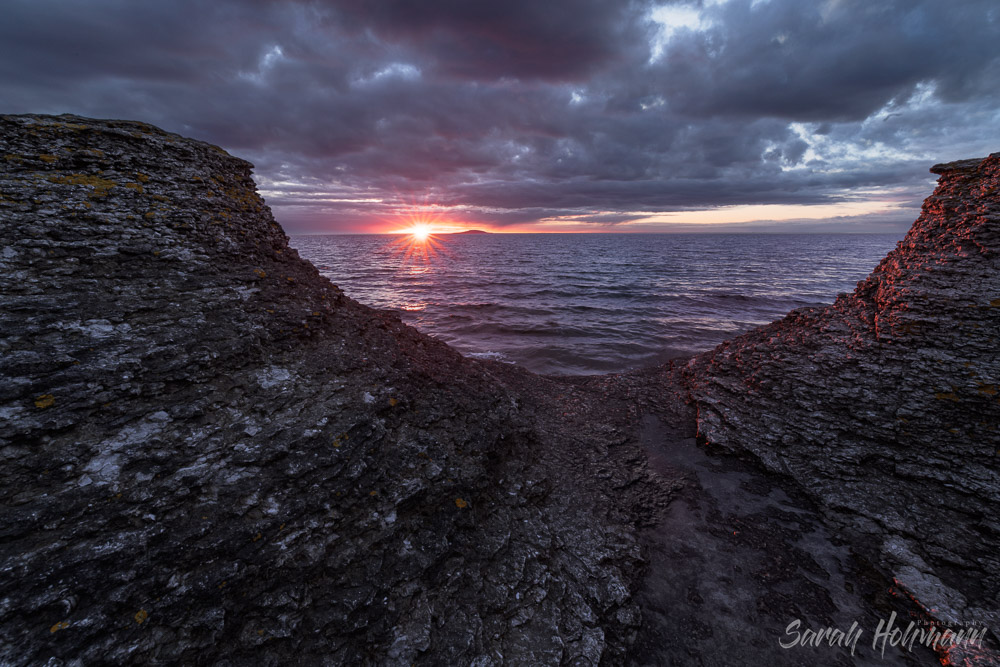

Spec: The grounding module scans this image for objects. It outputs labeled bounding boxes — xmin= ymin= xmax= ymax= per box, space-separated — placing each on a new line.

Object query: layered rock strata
xmin=685 ymin=153 xmax=1000 ymax=656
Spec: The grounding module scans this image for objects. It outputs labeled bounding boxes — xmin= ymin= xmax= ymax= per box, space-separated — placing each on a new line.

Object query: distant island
xmin=451 ymin=229 xmax=489 ymax=234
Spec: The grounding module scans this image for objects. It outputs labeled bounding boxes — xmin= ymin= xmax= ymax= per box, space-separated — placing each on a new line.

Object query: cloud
xmin=648 ymin=0 xmax=1000 ymax=121
xmin=1 ymin=0 xmax=997 ymax=232
xmin=326 ymin=0 xmax=650 ymax=81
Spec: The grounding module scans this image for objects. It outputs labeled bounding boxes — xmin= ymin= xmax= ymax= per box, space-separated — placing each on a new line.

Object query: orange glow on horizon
xmin=360 ymin=192 xmax=909 ymax=234
xmin=384 ymin=225 xmax=453 ymax=268
xmin=386 ymin=206 xmax=453 ymax=236
xmin=381 ymin=198 xmax=501 ymax=235
xmin=372 ymin=199 xmax=510 ymax=234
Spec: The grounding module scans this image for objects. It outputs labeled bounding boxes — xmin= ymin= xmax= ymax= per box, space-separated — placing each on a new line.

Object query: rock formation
xmin=685 ymin=153 xmax=1000 ymax=661
xmin=0 ymin=114 xmax=663 ymax=665
xmin=1 ymin=113 xmax=997 ymax=665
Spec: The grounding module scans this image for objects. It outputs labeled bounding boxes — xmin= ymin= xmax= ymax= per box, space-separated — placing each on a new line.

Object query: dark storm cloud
xmin=328 ymin=0 xmax=649 ymax=81
xmin=2 ymin=0 xmax=998 ymax=231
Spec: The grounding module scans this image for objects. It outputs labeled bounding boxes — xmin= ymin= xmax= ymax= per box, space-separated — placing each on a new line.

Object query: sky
xmin=2 ymin=0 xmax=998 ymax=234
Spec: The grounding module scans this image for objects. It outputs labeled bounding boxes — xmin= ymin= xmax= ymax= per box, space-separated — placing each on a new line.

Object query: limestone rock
xmin=685 ymin=152 xmax=1000 ymax=652
xmin=0 ymin=114 xmax=660 ymax=665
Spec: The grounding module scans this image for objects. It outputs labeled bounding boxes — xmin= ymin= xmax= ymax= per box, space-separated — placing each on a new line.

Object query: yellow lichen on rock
xmin=455 ymin=498 xmax=468 ymax=509
xmin=134 ymin=609 xmax=148 ymax=624
xmin=34 ymin=394 xmax=54 ymax=409
xmin=46 ymin=173 xmax=116 ymax=197
xmin=49 ymin=621 xmax=70 ymax=633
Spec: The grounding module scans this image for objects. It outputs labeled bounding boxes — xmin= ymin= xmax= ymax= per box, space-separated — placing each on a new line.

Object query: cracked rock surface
xmin=684 ymin=153 xmax=1000 ymax=662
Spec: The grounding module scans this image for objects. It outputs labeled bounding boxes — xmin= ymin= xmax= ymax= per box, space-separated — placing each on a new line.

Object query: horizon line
xmin=287 ymin=229 xmax=906 ymax=236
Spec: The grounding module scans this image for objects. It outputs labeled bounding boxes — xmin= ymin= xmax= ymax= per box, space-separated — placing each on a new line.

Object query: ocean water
xmin=290 ymin=233 xmax=902 ymax=376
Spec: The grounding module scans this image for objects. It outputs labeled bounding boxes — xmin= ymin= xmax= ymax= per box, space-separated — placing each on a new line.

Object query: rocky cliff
xmin=0 ymin=114 xmax=664 ymax=665
xmin=685 ymin=153 xmax=1000 ymax=659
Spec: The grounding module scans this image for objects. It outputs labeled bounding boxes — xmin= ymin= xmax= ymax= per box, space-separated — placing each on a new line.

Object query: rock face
xmin=0 ymin=114 xmax=662 ymax=665
xmin=685 ymin=154 xmax=1000 ymax=642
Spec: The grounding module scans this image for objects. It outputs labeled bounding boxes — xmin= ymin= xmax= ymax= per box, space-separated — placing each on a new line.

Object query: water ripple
xmin=292 ymin=233 xmax=901 ymax=375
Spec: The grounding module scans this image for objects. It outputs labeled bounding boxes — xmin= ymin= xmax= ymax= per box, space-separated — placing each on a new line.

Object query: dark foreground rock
xmin=0 ymin=114 xmax=664 ymax=665
xmin=684 ymin=153 xmax=1000 ymax=664
xmin=1 ymin=114 xmax=997 ymax=665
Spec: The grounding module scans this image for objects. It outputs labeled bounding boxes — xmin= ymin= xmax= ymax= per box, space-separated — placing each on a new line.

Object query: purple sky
xmin=2 ymin=0 xmax=998 ymax=232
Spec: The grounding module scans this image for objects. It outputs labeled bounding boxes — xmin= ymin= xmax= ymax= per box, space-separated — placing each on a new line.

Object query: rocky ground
xmin=1 ymin=114 xmax=996 ymax=665
xmin=682 ymin=153 xmax=1000 ymax=665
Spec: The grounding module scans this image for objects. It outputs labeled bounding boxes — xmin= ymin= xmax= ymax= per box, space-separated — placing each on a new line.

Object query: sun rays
xmin=384 ymin=220 xmax=453 ymax=268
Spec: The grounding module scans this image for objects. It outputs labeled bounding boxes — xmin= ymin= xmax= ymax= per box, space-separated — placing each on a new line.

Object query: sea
xmin=290 ymin=233 xmax=902 ymax=376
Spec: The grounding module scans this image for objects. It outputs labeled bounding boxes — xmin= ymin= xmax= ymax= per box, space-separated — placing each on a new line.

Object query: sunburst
xmin=409 ymin=223 xmax=433 ymax=241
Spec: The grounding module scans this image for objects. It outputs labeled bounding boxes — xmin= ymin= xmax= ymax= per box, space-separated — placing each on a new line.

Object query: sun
xmin=410 ymin=223 xmax=433 ymax=241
